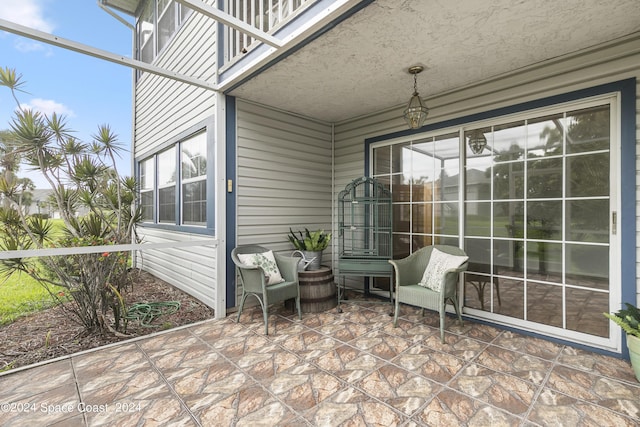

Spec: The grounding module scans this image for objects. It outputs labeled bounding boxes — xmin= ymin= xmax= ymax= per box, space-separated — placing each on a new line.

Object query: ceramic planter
xmin=627 ymin=334 xmax=640 ymax=382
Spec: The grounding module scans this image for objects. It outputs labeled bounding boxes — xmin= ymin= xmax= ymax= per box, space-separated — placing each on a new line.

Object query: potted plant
xmin=604 ymin=303 xmax=640 ymax=381
xmin=288 ymin=228 xmax=331 ymax=271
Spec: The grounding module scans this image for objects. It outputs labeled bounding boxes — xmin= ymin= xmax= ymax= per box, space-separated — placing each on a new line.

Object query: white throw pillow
xmin=419 ymin=248 xmax=469 ymax=292
xmin=237 ymin=250 xmax=285 ymax=285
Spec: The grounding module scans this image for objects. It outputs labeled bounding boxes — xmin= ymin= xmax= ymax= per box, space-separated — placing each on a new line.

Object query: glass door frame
xmin=365 ymin=82 xmax=635 ymax=355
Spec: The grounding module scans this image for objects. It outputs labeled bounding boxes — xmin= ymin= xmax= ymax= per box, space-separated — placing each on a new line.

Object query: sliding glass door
xmin=372 ymin=95 xmax=619 ymax=348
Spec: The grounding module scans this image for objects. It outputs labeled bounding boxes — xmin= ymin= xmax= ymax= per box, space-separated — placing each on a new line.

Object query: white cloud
xmin=0 ymin=0 xmax=55 ymax=33
xmin=20 ymin=98 xmax=76 ymax=118
xmin=14 ymin=39 xmax=54 ymax=56
xmin=0 ymin=0 xmax=55 ymax=55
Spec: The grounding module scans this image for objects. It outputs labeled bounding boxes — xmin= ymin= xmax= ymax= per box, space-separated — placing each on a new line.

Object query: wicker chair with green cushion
xmin=389 ymin=245 xmax=469 ymax=343
xmin=232 ymin=245 xmax=301 ymax=334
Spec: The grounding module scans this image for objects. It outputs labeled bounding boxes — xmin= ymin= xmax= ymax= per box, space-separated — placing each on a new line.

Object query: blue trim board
xmin=365 ymin=78 xmax=637 ymax=357
xmin=619 ymin=78 xmax=637 ymax=357
xmin=619 ymin=78 xmax=637 ymax=308
xmin=225 ymin=95 xmax=237 ymax=309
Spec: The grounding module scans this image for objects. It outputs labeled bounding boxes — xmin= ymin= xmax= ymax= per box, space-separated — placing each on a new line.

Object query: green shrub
xmin=0 ymin=67 xmax=142 ymax=335
xmin=604 ymin=303 xmax=640 ymax=338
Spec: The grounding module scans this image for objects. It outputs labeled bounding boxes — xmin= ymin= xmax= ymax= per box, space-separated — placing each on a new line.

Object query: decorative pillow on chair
xmin=237 ymin=250 xmax=285 ymax=285
xmin=419 ymin=248 xmax=469 ymax=292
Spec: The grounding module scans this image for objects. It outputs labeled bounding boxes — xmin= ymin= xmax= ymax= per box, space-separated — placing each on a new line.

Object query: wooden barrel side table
xmin=286 ymin=266 xmax=337 ymax=313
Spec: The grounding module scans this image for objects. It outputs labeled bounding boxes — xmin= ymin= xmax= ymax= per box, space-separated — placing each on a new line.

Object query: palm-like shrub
xmin=288 ymin=228 xmax=331 ymax=251
xmin=604 ymin=303 xmax=640 ymax=338
xmin=0 ymin=67 xmax=142 ymax=334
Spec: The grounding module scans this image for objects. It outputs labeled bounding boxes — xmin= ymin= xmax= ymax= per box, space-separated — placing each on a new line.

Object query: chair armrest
xmin=389 ymin=259 xmax=411 ymax=287
xmin=389 ymin=251 xmax=429 ymax=286
xmin=274 ymin=253 xmax=299 ymax=283
xmin=390 ymin=256 xmax=414 ymax=270
xmin=441 ymin=261 xmax=468 ymax=297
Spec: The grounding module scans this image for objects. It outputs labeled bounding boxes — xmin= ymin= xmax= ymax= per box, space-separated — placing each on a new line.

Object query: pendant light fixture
xmin=403 ymin=65 xmax=429 ymax=129
xmin=467 ymin=130 xmax=487 ymax=154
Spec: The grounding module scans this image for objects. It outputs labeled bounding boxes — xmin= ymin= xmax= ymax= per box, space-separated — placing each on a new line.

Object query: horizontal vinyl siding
xmin=133 ymin=2 xmax=218 ymax=310
xmin=235 ymin=101 xmax=333 ymax=306
xmin=236 ymin=100 xmax=332 ymax=252
xmin=333 ymin=35 xmax=640 ymax=303
xmin=134 ymin=2 xmax=217 ymax=159
xmin=331 ymin=109 xmax=402 ymax=286
xmin=136 ymin=227 xmax=217 ymax=309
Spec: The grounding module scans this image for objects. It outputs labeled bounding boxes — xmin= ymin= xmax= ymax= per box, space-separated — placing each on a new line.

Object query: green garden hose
xmin=125 ymin=301 xmax=181 ymax=327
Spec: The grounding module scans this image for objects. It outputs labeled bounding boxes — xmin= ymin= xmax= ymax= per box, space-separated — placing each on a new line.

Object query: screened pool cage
xmin=336 ymin=176 xmax=393 ymax=311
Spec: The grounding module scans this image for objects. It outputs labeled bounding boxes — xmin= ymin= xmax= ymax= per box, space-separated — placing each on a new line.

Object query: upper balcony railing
xmin=226 ymin=0 xmax=315 ymax=63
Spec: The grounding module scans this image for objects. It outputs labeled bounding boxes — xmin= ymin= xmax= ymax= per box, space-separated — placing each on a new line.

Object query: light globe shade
xmin=403 ymin=93 xmax=429 ymax=129
xmin=467 ymin=130 xmax=487 ymax=154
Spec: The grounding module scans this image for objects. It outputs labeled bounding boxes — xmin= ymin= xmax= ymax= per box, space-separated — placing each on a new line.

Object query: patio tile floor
xmin=1 ymin=297 xmax=639 ymax=426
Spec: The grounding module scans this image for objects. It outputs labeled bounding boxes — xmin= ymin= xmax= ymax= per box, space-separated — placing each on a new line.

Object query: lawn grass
xmin=0 ymin=217 xmax=127 ymax=327
xmin=0 ymin=272 xmax=65 ymax=326
xmin=0 ymin=218 xmax=66 ymax=325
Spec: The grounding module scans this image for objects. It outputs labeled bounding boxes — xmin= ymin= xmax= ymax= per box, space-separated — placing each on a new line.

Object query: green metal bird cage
xmin=336 ymin=176 xmax=393 ymax=310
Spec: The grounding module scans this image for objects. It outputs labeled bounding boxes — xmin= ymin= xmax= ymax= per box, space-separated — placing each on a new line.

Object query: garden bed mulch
xmin=0 ymin=270 xmax=215 ymax=372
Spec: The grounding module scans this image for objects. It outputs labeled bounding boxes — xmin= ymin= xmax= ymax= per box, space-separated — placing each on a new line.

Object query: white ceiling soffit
xmin=100 ymin=0 xmax=140 ymax=15
xmin=228 ymin=0 xmax=640 ymax=123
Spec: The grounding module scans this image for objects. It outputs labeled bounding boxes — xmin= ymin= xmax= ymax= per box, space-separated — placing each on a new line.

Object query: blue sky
xmin=0 ymin=0 xmax=135 ymax=187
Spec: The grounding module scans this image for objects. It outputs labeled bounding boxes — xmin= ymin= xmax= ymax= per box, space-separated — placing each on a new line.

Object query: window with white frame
xmin=138 ymin=128 xmax=211 ymax=231
xmin=157 ymin=0 xmax=176 ymax=53
xmin=136 ymin=0 xmax=193 ymax=69
xmin=138 ymin=0 xmax=154 ymax=64
xmin=140 ymin=157 xmax=155 ymax=222
xmin=181 ymin=132 xmax=207 ymax=226
xmin=157 ymin=147 xmax=176 ymax=224
xmin=180 ymin=0 xmax=192 ymax=22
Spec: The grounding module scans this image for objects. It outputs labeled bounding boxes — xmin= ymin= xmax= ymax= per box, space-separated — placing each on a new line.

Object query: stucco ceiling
xmin=228 ymin=0 xmax=640 ymax=123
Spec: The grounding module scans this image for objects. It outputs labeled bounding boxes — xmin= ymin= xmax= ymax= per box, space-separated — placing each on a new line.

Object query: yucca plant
xmin=0 ymin=66 xmax=143 ymax=335
xmin=288 ymin=228 xmax=331 ymax=251
xmin=604 ymin=303 xmax=640 ymax=338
